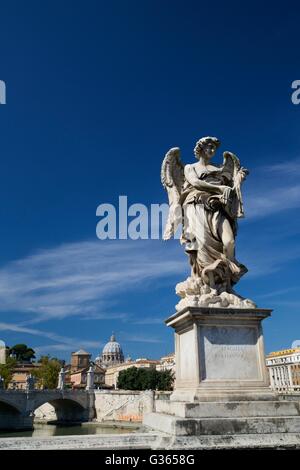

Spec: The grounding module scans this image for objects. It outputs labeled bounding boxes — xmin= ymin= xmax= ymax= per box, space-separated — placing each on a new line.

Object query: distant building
xmin=96 ymin=334 xmax=124 ymax=368
xmin=70 ymin=363 xmax=105 ymax=389
xmin=64 ymin=349 xmax=106 ymax=389
xmin=266 ymin=347 xmax=300 ymax=392
xmin=0 ymin=340 xmax=6 ymax=365
xmin=156 ymin=353 xmax=175 ymax=374
xmin=70 ymin=349 xmax=91 ymax=373
xmin=8 ymin=363 xmax=41 ymax=390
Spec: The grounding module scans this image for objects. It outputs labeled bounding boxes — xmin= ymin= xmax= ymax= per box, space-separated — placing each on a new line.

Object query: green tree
xmin=117 ymin=367 xmax=174 ymax=391
xmin=49 ymin=357 xmax=65 ymax=367
xmin=32 ymin=356 xmax=62 ymax=389
xmin=9 ymin=344 xmax=35 ymax=362
xmin=156 ymin=370 xmax=174 ymax=391
xmin=0 ymin=357 xmax=17 ymax=388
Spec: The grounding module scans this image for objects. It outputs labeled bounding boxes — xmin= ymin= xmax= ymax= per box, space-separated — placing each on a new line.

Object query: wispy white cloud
xmin=262 ymin=158 xmax=300 ymax=176
xmin=79 ymin=312 xmax=130 ymax=322
xmin=119 ymin=332 xmax=164 ymax=344
xmin=133 ymin=317 xmax=164 ymax=325
xmin=245 ymin=185 xmax=300 ymax=219
xmin=34 ymin=343 xmax=100 ymax=355
xmin=244 ymin=157 xmax=300 ymax=219
xmin=255 ymin=286 xmax=300 ymax=300
xmin=0 ymin=319 xmax=165 ymax=358
xmin=264 ymin=300 xmax=300 ymax=309
xmin=0 ymin=321 xmax=102 ymax=354
xmin=241 ymin=244 xmax=300 ymax=278
xmin=0 ymin=240 xmax=185 ymax=323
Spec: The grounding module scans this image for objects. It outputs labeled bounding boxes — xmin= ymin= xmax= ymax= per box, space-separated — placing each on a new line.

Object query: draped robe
xmin=180 ymin=166 xmax=247 ymax=289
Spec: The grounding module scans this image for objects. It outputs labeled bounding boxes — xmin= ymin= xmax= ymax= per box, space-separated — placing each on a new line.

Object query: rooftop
xmin=72 ymin=349 xmax=91 ymax=356
xmin=267 ymin=348 xmax=300 ymax=358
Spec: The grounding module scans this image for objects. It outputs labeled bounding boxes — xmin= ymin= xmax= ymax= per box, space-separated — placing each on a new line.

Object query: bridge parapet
xmin=0 ymin=389 xmax=95 ymax=430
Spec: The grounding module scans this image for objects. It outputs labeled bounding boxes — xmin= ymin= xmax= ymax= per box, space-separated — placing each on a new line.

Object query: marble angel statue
xmin=161 ymin=136 xmax=256 ymax=310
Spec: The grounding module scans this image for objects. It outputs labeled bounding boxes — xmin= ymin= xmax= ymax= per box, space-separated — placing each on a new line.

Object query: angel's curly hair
xmin=194 ymin=136 xmax=221 ymax=159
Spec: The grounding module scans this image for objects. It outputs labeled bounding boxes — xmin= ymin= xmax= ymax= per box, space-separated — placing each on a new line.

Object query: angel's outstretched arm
xmin=184 ymin=165 xmax=224 ymax=194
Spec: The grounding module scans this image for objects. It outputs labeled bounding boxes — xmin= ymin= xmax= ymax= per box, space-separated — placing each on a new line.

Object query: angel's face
xmin=203 ymin=142 xmax=217 ymax=161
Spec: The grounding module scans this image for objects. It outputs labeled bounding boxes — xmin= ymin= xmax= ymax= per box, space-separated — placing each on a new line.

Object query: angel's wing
xmin=221 ymin=151 xmax=247 ymax=219
xmin=161 ymin=147 xmax=184 ymax=240
xmin=222 ymin=151 xmax=241 ymax=182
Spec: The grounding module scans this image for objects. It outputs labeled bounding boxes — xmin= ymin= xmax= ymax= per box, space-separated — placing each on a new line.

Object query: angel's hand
xmin=238 ymin=167 xmax=249 ymax=180
xmin=218 ymin=185 xmax=233 ymax=204
xmin=218 ymin=185 xmax=233 ymax=195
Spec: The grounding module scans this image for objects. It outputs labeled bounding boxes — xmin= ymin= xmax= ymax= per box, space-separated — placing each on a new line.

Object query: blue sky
xmin=0 ymin=0 xmax=299 ymax=361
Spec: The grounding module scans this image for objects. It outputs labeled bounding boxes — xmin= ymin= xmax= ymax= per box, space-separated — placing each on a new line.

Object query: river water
xmin=0 ymin=422 xmax=139 ymax=438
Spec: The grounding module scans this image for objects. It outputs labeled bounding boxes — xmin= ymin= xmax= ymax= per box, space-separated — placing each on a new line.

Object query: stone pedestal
xmin=143 ymin=307 xmax=300 ymax=448
xmin=169 ymin=307 xmax=273 ymax=402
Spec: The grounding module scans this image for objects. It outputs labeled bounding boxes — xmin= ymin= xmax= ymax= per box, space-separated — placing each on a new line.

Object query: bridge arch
xmin=0 ymin=399 xmax=21 ymax=414
xmin=0 ymin=396 xmax=23 ymax=414
xmin=0 ymin=398 xmax=31 ymax=431
xmin=33 ymin=397 xmax=88 ymax=423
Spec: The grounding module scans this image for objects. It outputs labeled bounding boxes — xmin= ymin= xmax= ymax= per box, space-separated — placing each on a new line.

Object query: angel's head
xmin=194 ymin=136 xmax=220 ymax=161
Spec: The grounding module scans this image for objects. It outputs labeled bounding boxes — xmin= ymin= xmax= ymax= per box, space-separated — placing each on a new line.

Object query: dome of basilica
xmin=103 ymin=334 xmax=123 ymax=355
xmin=98 ymin=334 xmax=124 ymax=367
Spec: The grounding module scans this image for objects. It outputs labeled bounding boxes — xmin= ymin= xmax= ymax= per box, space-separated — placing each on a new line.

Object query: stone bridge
xmin=0 ymin=389 xmax=95 ymax=430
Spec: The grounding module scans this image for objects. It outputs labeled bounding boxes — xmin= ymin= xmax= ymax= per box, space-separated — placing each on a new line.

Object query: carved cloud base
xmin=175 ymin=277 xmax=256 ymax=311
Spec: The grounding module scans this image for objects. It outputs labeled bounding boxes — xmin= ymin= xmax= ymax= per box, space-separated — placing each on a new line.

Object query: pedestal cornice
xmin=165 ymin=306 xmax=272 ymax=329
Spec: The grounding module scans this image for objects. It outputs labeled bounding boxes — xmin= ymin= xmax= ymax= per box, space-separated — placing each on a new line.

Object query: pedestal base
xmin=143 ymin=307 xmax=300 ymax=447
xmin=144 ymin=396 xmax=300 ymax=448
